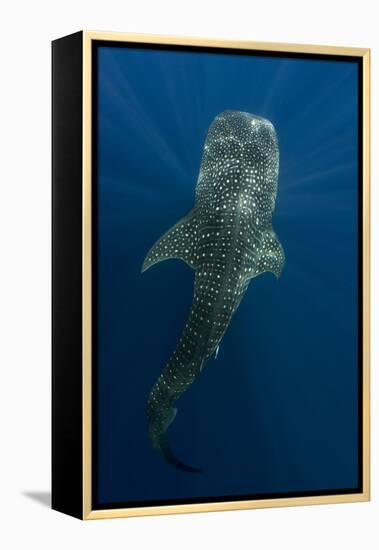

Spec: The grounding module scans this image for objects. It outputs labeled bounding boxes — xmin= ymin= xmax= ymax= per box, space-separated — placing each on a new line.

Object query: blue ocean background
xmin=96 ymin=45 xmax=359 ymax=505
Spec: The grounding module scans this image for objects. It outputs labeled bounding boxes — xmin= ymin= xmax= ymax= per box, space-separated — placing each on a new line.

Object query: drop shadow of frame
xmin=22 ymin=491 xmax=51 ymax=508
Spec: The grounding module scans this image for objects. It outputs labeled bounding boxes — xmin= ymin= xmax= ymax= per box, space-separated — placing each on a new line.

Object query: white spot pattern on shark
xmin=142 ymin=110 xmax=285 ymax=472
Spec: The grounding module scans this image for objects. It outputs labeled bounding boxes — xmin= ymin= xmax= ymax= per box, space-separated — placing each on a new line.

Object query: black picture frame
xmin=52 ymin=31 xmax=370 ymax=520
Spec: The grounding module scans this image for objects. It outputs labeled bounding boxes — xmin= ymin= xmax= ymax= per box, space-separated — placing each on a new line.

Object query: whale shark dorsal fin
xmin=142 ymin=209 xmax=200 ymax=272
xmin=246 ymin=228 xmax=285 ymax=280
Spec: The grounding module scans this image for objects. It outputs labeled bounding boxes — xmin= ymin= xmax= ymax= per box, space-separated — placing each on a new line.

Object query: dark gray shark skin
xmin=142 ymin=110 xmax=285 ymax=472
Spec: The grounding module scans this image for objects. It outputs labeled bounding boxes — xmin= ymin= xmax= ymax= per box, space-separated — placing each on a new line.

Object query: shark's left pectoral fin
xmin=142 ymin=208 xmax=200 ymax=273
xmin=247 ymin=228 xmax=285 ymax=280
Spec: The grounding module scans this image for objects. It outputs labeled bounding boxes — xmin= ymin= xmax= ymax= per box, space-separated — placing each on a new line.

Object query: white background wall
xmin=0 ymin=1 xmax=377 ymax=548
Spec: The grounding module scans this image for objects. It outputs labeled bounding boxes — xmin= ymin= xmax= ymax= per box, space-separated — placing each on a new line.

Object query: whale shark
xmin=142 ymin=110 xmax=285 ymax=472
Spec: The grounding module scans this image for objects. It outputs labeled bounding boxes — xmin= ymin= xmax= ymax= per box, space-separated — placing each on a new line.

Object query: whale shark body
xmin=142 ymin=110 xmax=285 ymax=472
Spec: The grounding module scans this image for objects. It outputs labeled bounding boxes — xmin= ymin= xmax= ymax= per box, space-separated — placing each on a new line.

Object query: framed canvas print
xmin=52 ymin=31 xmax=370 ymax=520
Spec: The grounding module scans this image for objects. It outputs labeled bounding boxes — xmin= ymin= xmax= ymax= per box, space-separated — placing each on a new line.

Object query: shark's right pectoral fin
xmin=246 ymin=228 xmax=285 ymax=280
xmin=142 ymin=208 xmax=200 ymax=273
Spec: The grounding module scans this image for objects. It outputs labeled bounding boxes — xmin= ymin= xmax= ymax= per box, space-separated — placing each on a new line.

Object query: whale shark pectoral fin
xmin=247 ymin=228 xmax=285 ymax=280
xmin=142 ymin=209 xmax=200 ymax=273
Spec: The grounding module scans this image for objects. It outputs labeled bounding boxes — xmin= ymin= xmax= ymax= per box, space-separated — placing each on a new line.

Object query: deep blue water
xmin=96 ymin=45 xmax=359 ymax=505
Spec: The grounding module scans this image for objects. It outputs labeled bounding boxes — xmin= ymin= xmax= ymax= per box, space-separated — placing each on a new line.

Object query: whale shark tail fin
xmin=142 ymin=208 xmax=200 ymax=273
xmin=155 ymin=436 xmax=203 ymax=474
xmin=148 ymin=405 xmax=203 ymax=474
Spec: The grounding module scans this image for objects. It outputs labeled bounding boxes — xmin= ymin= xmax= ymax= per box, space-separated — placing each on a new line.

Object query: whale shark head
xmin=196 ymin=110 xmax=279 ymax=228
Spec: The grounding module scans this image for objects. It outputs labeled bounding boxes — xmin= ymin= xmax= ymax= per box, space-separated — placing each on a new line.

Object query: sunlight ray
xmin=290 ymin=130 xmax=356 ymax=167
xmin=100 ymin=52 xmax=189 ymax=184
xmin=260 ymin=60 xmax=291 ymax=114
xmin=155 ymin=55 xmax=197 ymax=173
xmin=282 ymin=160 xmax=356 ymax=190
xmin=280 ymin=65 xmax=357 ymax=134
